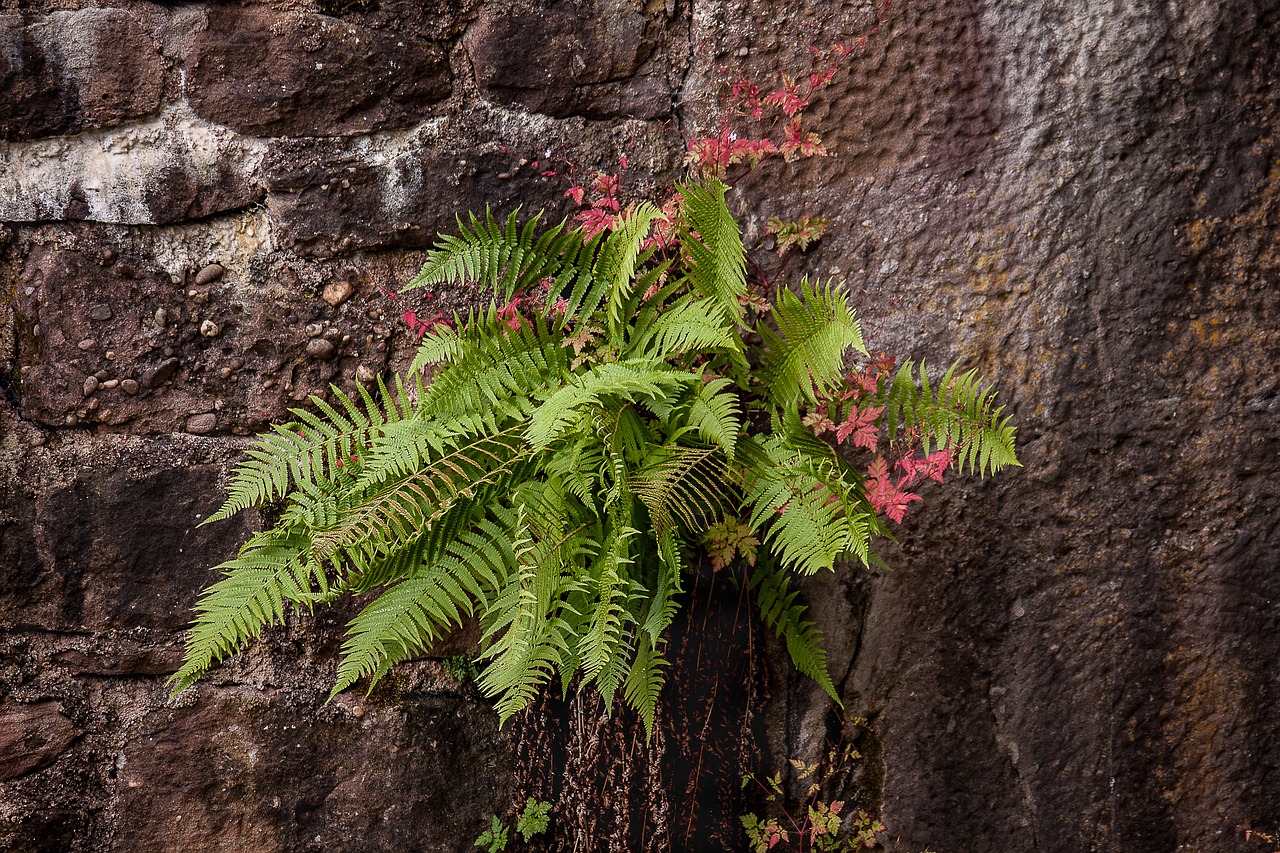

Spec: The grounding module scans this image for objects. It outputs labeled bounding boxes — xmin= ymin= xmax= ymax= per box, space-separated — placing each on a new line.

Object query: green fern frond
xmin=405 ymin=210 xmax=582 ymax=301
xmin=628 ymin=295 xmax=738 ymax=362
xmin=743 ymin=435 xmax=872 ymax=574
xmin=641 ymin=530 xmax=684 ymax=643
xmin=623 ymin=638 xmax=667 ymax=738
xmin=544 ymin=426 xmax=608 ymax=513
xmin=674 ymin=377 xmax=742 ymax=459
xmin=579 ymin=527 xmax=636 ymax=684
xmin=309 ymin=428 xmax=531 ymax=564
xmin=331 ymin=514 xmax=521 ymax=695
xmin=331 ymin=569 xmax=468 ymax=696
xmin=883 ymin=361 xmax=1020 ymax=476
xmin=554 ymin=230 xmax=612 ymax=329
xmin=478 ymin=539 xmax=582 ymax=724
xmin=409 ymin=324 xmax=462 ymax=374
xmin=605 ymin=203 xmax=662 ymax=346
xmin=204 ymin=383 xmax=391 ymax=524
xmin=592 ymin=630 xmax=634 ymax=711
xmin=169 ymin=530 xmax=315 ymax=693
xmin=526 ymin=361 xmax=696 ymax=450
xmin=751 ymin=561 xmax=840 ymax=705
xmin=354 ymin=415 xmax=482 ymax=487
xmin=419 ymin=311 xmax=567 ymax=424
xmin=757 ymin=278 xmax=866 ymax=408
xmin=633 ymin=446 xmax=729 ymax=536
xmin=678 ymin=179 xmax=748 ymax=326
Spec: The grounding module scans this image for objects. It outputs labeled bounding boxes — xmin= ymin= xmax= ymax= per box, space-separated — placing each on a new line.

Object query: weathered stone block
xmin=7 ymin=225 xmax=394 ymax=433
xmin=0 ymin=107 xmax=267 ymax=226
xmin=0 ymin=701 xmax=81 ymax=782
xmin=0 ymin=433 xmax=252 ymax=632
xmin=184 ymin=8 xmax=451 ymax=137
xmin=465 ymin=0 xmax=676 ymax=120
xmin=112 ymin=686 xmax=510 ymax=852
xmin=0 ymin=8 xmax=165 ymax=141
xmin=263 ymin=109 xmax=683 ymax=256
xmin=266 ymin=141 xmax=570 ymax=255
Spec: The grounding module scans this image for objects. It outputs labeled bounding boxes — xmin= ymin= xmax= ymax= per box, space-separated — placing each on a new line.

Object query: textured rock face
xmin=0 ymin=108 xmax=266 ymax=223
xmin=1 ymin=1 xmax=1278 ymax=852
xmin=111 ymin=685 xmax=508 ymax=853
xmin=6 ymin=223 xmax=396 ymax=433
xmin=184 ymin=7 xmax=453 ymax=136
xmin=465 ymin=0 xmax=681 ymax=119
xmin=0 ymin=8 xmax=165 ymax=141
xmin=0 ymin=701 xmax=80 ymax=781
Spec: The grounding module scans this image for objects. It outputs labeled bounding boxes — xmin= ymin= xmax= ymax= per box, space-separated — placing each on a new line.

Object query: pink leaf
xmin=781 ymin=119 xmax=827 ymax=160
xmin=835 ymin=405 xmax=883 ymax=450
xmin=575 ymin=207 xmax=618 ymax=238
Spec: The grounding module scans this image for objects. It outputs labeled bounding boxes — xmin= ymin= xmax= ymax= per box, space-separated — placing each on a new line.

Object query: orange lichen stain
xmin=1184 ymin=218 xmax=1218 ymax=254
xmin=965 ymin=252 xmax=1011 ymax=298
xmin=1188 ymin=317 xmax=1227 ymax=348
xmin=1165 ymin=649 xmax=1247 ymax=809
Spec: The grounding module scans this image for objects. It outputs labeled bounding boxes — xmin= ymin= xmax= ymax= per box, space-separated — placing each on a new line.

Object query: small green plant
xmin=473 ymin=799 xmax=551 ymax=851
xmin=443 ymin=654 xmax=480 ymax=684
xmin=766 ymin=215 xmax=832 ymax=256
xmin=170 ymin=178 xmax=1018 ymax=737
xmin=741 ymin=746 xmax=884 ymax=851
xmin=474 ymin=815 xmax=509 ymax=852
xmin=516 ymin=798 xmax=552 ymax=842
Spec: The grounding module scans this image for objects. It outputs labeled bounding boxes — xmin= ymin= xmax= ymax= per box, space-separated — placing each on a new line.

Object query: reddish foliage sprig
xmin=685 ymin=23 xmax=888 ymax=180
xmin=566 ymin=170 xmax=624 ymax=237
xmin=799 ymin=352 xmax=965 ymax=527
xmin=402 ymin=309 xmax=451 ymax=339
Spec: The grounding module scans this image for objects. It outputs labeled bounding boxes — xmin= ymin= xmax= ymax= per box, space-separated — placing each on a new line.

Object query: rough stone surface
xmin=465 ymin=0 xmax=681 ymax=120
xmin=184 ymin=7 xmax=452 ymax=137
xmin=5 ymin=219 xmax=395 ymax=433
xmin=1 ymin=0 xmax=1278 ymax=850
xmin=0 ymin=701 xmax=81 ymax=781
xmin=262 ymin=108 xmax=682 ymax=255
xmin=0 ymin=8 xmax=165 ymax=141
xmin=0 ymin=107 xmax=268 ymax=224
xmin=110 ymin=685 xmax=509 ymax=852
xmin=0 ymin=427 xmax=253 ymax=632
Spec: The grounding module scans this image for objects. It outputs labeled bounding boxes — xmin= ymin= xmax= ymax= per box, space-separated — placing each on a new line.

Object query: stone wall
xmin=2 ymin=0 xmax=1278 ymax=851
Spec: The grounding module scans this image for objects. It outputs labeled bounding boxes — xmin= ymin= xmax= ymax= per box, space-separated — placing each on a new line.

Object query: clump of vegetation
xmin=443 ymin=654 xmax=479 ymax=684
xmin=742 ymin=742 xmax=885 ymax=852
xmin=474 ymin=798 xmax=551 ymax=851
xmin=169 ymin=177 xmax=1018 ymax=738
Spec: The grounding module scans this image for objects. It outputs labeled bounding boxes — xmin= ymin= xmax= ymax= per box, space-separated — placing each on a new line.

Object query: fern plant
xmin=172 ymin=179 xmax=1019 ymax=735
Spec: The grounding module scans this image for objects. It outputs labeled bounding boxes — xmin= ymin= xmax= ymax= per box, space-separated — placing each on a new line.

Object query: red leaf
xmin=685 ymin=132 xmax=734 ymax=176
xmin=495 ymin=300 xmax=524 ymax=331
xmin=781 ymin=119 xmax=826 ymax=160
xmin=835 ymin=405 xmax=883 ymax=450
xmin=764 ymin=75 xmax=808 ymax=117
xmin=866 ymin=457 xmax=922 ymax=523
xmin=921 ymin=449 xmax=952 ymax=483
xmin=809 ymin=66 xmax=837 ymax=90
xmin=730 ymin=138 xmax=778 ymax=167
xmin=593 ymin=172 xmax=619 ymax=197
xmin=575 ymin=207 xmax=617 ymax=238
